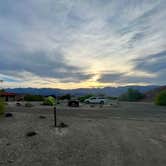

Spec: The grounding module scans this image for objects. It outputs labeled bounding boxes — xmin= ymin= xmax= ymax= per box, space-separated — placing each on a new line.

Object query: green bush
xmin=119 ymin=88 xmax=145 ymax=101
xmin=155 ymin=90 xmax=166 ymax=106
xmin=0 ymin=100 xmax=5 ymax=115
xmin=43 ymin=96 xmax=56 ymax=106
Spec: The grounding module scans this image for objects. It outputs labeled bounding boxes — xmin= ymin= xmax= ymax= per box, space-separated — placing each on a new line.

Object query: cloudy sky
xmin=0 ymin=0 xmax=166 ymax=89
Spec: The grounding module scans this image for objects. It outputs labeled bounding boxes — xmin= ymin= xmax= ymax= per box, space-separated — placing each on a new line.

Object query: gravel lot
xmin=0 ymin=102 xmax=166 ymax=166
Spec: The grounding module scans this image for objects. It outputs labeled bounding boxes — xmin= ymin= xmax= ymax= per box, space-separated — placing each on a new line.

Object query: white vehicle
xmin=84 ymin=97 xmax=107 ymax=104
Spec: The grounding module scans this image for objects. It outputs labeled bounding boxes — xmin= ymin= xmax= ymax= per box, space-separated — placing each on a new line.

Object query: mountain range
xmin=6 ymin=85 xmax=159 ymax=97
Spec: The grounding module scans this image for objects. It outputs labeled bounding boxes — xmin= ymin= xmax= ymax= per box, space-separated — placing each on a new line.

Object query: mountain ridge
xmin=5 ymin=85 xmax=159 ymax=97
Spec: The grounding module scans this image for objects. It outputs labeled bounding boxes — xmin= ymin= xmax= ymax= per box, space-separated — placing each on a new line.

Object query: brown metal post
xmin=54 ymin=106 xmax=57 ymax=127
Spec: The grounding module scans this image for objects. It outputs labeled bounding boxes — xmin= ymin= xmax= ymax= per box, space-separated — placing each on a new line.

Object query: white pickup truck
xmin=84 ymin=97 xmax=107 ymax=104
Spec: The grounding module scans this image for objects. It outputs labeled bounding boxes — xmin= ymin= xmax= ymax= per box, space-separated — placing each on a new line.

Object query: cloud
xmin=0 ymin=0 xmax=166 ymax=88
xmin=0 ymin=50 xmax=93 ymax=83
xmin=98 ymin=50 xmax=166 ymax=85
xmin=132 ymin=50 xmax=166 ymax=73
xmin=98 ymin=72 xmax=152 ymax=84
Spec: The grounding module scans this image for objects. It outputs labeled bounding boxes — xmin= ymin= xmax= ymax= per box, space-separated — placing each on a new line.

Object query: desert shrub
xmin=155 ymin=90 xmax=166 ymax=106
xmin=26 ymin=131 xmax=37 ymax=137
xmin=119 ymin=88 xmax=145 ymax=101
xmin=43 ymin=96 xmax=56 ymax=106
xmin=24 ymin=95 xmax=44 ymax=101
xmin=5 ymin=113 xmax=13 ymax=117
xmin=0 ymin=100 xmax=5 ymax=115
xmin=25 ymin=102 xmax=33 ymax=107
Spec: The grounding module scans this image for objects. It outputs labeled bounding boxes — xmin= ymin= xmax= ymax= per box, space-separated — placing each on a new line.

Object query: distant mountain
xmin=6 ymin=85 xmax=159 ymax=97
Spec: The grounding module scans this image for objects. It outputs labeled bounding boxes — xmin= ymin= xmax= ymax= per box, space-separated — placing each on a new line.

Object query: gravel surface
xmin=0 ymin=102 xmax=166 ymax=166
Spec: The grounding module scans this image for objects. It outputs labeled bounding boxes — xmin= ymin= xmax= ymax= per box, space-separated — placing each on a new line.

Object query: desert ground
xmin=0 ymin=102 xmax=166 ymax=166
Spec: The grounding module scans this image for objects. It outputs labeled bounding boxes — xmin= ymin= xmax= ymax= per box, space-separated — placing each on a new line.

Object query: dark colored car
xmin=68 ymin=100 xmax=79 ymax=107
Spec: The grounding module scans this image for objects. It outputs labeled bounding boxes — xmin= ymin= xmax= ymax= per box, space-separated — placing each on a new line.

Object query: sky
xmin=0 ymin=0 xmax=166 ymax=89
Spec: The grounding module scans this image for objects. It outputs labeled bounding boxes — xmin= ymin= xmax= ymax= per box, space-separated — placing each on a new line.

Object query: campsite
xmin=0 ymin=0 xmax=166 ymax=165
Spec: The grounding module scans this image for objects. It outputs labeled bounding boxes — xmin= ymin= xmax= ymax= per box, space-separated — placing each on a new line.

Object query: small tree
xmin=119 ymin=88 xmax=145 ymax=101
xmin=155 ymin=90 xmax=166 ymax=106
xmin=43 ymin=96 xmax=56 ymax=106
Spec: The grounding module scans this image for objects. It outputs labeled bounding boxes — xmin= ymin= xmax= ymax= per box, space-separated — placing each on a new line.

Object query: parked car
xmin=84 ymin=97 xmax=107 ymax=104
xmin=68 ymin=100 xmax=79 ymax=107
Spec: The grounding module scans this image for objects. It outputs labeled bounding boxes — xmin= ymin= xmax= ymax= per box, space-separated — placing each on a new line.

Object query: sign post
xmin=54 ymin=106 xmax=57 ymax=127
xmin=45 ymin=96 xmax=57 ymax=127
